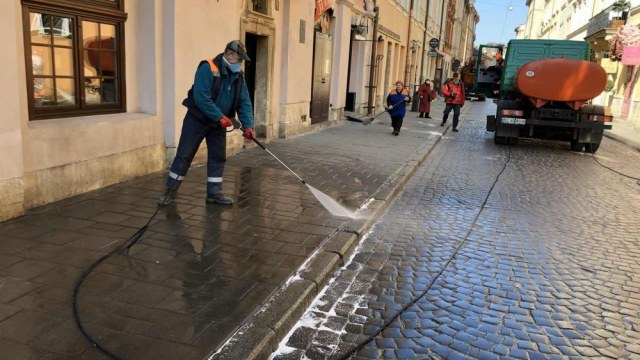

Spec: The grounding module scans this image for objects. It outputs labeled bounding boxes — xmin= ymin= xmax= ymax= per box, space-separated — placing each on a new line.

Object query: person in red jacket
xmin=441 ymin=72 xmax=466 ymax=132
xmin=417 ymin=79 xmax=437 ymax=118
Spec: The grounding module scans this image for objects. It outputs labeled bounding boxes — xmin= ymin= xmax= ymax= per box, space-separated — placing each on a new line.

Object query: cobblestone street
xmin=272 ymin=101 xmax=640 ymax=360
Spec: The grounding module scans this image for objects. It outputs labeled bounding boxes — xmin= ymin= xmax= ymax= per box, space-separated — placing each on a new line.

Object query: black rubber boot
xmin=157 ymin=189 xmax=177 ymax=206
xmin=206 ymin=193 xmax=233 ymax=205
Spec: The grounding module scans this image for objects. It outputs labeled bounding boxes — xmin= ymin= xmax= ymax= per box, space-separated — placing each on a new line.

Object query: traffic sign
xmin=429 ymin=38 xmax=440 ymax=49
xmin=427 ymin=50 xmax=438 ymax=57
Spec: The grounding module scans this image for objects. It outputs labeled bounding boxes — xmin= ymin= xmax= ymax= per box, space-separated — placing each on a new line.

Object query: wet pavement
xmin=270 ymin=101 xmax=640 ymax=359
xmin=0 ymin=101 xmax=450 ymax=360
xmin=0 ymin=97 xmax=637 ymax=360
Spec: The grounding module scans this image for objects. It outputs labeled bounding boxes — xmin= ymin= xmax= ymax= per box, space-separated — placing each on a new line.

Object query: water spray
xmin=251 ymin=137 xmax=356 ymax=218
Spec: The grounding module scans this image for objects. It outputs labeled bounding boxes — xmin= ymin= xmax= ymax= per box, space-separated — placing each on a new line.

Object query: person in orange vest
xmin=386 ymin=81 xmax=411 ymax=136
xmin=441 ymin=72 xmax=466 ymax=132
xmin=417 ymin=79 xmax=437 ymax=118
xmin=158 ymin=40 xmax=255 ymax=206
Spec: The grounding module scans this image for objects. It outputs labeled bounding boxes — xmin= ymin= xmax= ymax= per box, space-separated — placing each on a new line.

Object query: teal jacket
xmin=192 ymin=54 xmax=254 ymax=130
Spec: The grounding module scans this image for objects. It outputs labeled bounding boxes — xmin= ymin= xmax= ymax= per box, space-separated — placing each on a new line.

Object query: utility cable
xmin=338 ymin=144 xmax=513 ymax=360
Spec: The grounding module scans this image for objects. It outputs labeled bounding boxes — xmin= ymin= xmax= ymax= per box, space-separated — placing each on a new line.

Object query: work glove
xmin=387 ymin=105 xmax=393 ymax=110
xmin=242 ymin=127 xmax=256 ymax=142
xmin=404 ymin=97 xmax=410 ymax=101
xmin=219 ymin=116 xmax=233 ymax=128
xmin=450 ymin=93 xmax=457 ymax=99
xmin=419 ymin=96 xmax=423 ymax=99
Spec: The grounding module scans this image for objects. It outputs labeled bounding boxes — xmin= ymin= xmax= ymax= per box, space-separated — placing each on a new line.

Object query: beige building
xmin=0 ymin=0 xmax=476 ymax=221
xmin=368 ymin=0 xmax=477 ymax=102
xmin=521 ymin=0 xmax=640 ymax=129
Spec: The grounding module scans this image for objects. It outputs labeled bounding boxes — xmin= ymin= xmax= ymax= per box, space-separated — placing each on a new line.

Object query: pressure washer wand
xmin=251 ymin=137 xmax=306 ymax=184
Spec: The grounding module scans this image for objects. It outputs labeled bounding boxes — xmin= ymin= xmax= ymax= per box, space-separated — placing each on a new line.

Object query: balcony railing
xmin=586 ymin=5 xmax=626 ymax=37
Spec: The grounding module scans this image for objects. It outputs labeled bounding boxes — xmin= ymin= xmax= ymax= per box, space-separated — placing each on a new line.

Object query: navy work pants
xmin=391 ymin=116 xmax=404 ymax=133
xmin=443 ymin=104 xmax=461 ymax=129
xmin=166 ymin=111 xmax=226 ymax=195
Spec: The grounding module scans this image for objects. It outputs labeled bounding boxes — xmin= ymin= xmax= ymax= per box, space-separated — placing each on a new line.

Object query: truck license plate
xmin=501 ymin=117 xmax=526 ymax=125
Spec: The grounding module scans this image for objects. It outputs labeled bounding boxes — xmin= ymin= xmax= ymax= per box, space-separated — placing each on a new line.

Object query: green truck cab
xmin=461 ymin=44 xmax=503 ymax=101
xmin=487 ymin=39 xmax=612 ymax=153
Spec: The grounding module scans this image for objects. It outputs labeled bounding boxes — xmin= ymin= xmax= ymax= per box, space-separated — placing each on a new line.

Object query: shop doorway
xmin=310 ymin=32 xmax=333 ymax=124
xmin=244 ymin=33 xmax=269 ymax=138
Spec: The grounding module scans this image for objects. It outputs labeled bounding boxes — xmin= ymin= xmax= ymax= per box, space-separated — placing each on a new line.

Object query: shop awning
xmin=315 ymin=0 xmax=333 ymax=22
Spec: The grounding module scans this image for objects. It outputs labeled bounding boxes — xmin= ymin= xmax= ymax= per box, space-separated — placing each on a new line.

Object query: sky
xmin=473 ymin=0 xmax=529 ymax=46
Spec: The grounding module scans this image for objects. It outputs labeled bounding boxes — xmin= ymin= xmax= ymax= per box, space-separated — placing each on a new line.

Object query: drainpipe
xmin=438 ymin=0 xmax=447 ymax=89
xmin=404 ymin=0 xmax=415 ymax=87
xmin=367 ymin=3 xmax=380 ymax=116
xmin=419 ymin=0 xmax=431 ymax=83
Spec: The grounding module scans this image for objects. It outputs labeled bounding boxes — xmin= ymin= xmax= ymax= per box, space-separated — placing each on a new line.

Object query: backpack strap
xmin=205 ymin=58 xmax=223 ymax=103
xmin=183 ymin=58 xmax=244 ymax=121
xmin=205 ymin=58 xmax=218 ymax=74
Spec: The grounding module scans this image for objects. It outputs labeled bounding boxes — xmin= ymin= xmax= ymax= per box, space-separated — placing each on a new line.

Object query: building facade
xmin=0 ymin=0 xmax=477 ymax=221
xmin=521 ymin=0 xmax=640 ymax=129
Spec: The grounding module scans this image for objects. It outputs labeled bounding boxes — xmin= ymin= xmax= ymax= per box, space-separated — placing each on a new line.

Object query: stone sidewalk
xmin=605 ymin=120 xmax=640 ymax=152
xmin=2 ymin=100 xmax=637 ymax=360
xmin=0 ymin=101 xmax=452 ymax=360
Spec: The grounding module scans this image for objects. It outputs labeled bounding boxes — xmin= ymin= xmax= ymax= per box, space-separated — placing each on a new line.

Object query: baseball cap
xmin=225 ymin=40 xmax=251 ymax=61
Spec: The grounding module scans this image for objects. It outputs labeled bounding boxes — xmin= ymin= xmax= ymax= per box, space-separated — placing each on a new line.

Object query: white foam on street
xmin=269 ymin=227 xmax=377 ymax=359
xmin=211 ymin=204 xmax=377 ymax=360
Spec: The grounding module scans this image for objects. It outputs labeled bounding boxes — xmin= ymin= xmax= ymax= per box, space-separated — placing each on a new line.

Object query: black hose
xmin=338 ymin=145 xmax=513 ymax=360
xmin=590 ymin=152 xmax=640 ymax=184
xmin=72 ymin=207 xmax=159 ymax=360
xmin=72 ymin=118 xmax=238 ymax=358
xmin=338 ymin=144 xmax=638 ymax=358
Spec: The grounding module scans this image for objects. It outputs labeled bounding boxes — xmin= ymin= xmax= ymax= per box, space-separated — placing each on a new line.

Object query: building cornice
xmin=336 ymin=0 xmax=373 ymax=18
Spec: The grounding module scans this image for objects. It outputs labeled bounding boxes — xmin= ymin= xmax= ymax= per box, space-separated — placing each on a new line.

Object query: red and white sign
xmin=622 ymin=46 xmax=640 ymax=65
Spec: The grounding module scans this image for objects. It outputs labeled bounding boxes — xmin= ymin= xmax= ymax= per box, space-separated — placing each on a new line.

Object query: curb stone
xmin=604 ymin=131 xmax=640 ymax=152
xmin=210 ymin=122 xmax=446 ymax=360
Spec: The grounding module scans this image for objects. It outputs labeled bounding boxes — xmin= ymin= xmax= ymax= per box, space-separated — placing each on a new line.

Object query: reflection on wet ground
xmin=0 ymin=106 xmax=447 ymax=359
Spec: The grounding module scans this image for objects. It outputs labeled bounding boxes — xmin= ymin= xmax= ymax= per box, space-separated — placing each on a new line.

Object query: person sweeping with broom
xmin=386 ymin=80 xmax=411 ymax=136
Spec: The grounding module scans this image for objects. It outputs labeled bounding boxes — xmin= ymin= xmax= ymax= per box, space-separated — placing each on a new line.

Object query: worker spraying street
xmin=158 ymin=40 xmax=255 ymax=207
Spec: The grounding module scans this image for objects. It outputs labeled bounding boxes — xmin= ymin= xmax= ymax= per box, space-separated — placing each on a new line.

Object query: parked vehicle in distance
xmin=460 ymin=44 xmax=504 ymax=101
xmin=486 ymin=39 xmax=612 ymax=153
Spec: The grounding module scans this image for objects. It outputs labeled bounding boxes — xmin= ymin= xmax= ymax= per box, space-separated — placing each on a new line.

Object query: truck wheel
xmin=494 ymin=134 xmax=506 ymax=144
xmin=478 ymin=94 xmax=486 ymax=102
xmin=570 ymin=140 xmax=584 ymax=152
xmin=506 ymin=137 xmax=519 ymax=146
xmin=585 ymin=142 xmax=600 ymax=153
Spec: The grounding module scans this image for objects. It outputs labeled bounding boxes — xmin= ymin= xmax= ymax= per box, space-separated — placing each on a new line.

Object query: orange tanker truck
xmin=486 ymin=39 xmax=612 ymax=153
